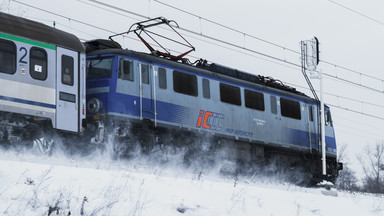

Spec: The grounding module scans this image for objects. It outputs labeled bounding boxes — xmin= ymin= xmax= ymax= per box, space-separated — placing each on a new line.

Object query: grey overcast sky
xmin=2 ymin=0 xmax=384 ymax=171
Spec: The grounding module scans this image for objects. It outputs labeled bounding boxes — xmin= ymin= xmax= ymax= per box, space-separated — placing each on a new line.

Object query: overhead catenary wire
xmin=333 ymin=114 xmax=384 ymax=133
xmin=285 ymin=82 xmax=384 ymax=110
xmin=77 ymin=0 xmax=141 ymax=22
xmin=87 ymin=0 xmax=147 ymax=20
xmin=334 ymin=122 xmax=384 ymax=139
xmin=26 ymin=17 xmax=102 ymax=39
xmin=321 ymin=60 xmax=384 ymax=84
xmin=11 ymin=0 xmax=118 ymax=35
xmin=152 ymin=0 xmax=296 ymax=53
xmin=334 ymin=129 xmax=381 ymax=141
xmin=327 ymin=0 xmax=384 ymax=27
xmin=328 ymin=103 xmax=384 ymax=121
xmin=286 ymin=82 xmax=384 ymax=121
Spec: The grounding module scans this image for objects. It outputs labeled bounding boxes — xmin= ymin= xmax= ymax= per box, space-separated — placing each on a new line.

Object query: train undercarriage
xmin=0 ymin=112 xmax=54 ymax=152
xmin=82 ymin=116 xmax=341 ymax=185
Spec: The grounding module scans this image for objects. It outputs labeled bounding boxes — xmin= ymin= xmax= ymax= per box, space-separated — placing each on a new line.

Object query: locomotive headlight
xmin=87 ymin=98 xmax=101 ymax=114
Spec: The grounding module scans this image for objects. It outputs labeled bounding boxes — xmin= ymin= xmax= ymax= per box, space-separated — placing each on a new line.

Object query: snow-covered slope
xmin=0 ymin=150 xmax=383 ymax=216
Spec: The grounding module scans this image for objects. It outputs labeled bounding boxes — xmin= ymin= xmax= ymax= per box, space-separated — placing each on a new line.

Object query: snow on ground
xmin=0 ymin=149 xmax=383 ymax=216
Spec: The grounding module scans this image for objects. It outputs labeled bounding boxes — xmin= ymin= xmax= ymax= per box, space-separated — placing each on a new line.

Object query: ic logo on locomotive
xmin=196 ymin=110 xmax=224 ymax=131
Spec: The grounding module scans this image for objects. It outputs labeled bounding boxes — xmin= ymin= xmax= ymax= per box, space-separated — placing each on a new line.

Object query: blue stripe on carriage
xmin=0 ymin=95 xmax=56 ymax=109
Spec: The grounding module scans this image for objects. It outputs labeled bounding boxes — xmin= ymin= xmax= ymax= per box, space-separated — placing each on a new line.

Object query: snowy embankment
xmin=0 ymin=150 xmax=383 ymax=216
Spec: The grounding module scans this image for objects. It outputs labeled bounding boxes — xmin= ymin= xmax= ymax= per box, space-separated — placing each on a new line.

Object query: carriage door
xmin=56 ymin=47 xmax=79 ymax=133
xmin=139 ymin=62 xmax=154 ymax=119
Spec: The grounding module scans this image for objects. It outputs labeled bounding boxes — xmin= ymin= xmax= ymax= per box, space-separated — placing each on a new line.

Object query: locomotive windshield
xmin=87 ymin=57 xmax=113 ymax=78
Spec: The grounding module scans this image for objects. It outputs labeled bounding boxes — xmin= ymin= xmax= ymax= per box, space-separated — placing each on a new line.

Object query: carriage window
xmin=158 ymin=67 xmax=167 ymax=89
xmin=30 ymin=47 xmax=47 ymax=80
xmin=118 ymin=58 xmax=133 ymax=81
xmin=141 ymin=64 xmax=149 ymax=84
xmin=309 ymin=105 xmax=314 ymax=122
xmin=244 ymin=89 xmax=264 ymax=111
xmin=270 ymin=96 xmax=277 ymax=114
xmin=280 ymin=98 xmax=301 ymax=120
xmin=62 ymin=55 xmax=74 ymax=86
xmin=220 ymin=83 xmax=241 ymax=106
xmin=173 ymin=70 xmax=198 ymax=96
xmin=0 ymin=39 xmax=16 ymax=74
xmin=87 ymin=57 xmax=113 ymax=78
xmin=59 ymin=91 xmax=76 ymax=103
xmin=202 ymin=78 xmax=210 ymax=99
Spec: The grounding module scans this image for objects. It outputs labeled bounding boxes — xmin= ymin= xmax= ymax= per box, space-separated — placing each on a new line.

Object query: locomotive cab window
xmin=244 ymin=89 xmax=264 ymax=111
xmin=325 ymin=109 xmax=332 ymax=126
xmin=280 ymin=98 xmax=301 ymax=120
xmin=220 ymin=83 xmax=241 ymax=106
xmin=158 ymin=67 xmax=167 ymax=89
xmin=118 ymin=58 xmax=133 ymax=81
xmin=30 ymin=47 xmax=47 ymax=80
xmin=173 ymin=70 xmax=198 ymax=96
xmin=62 ymin=55 xmax=74 ymax=86
xmin=87 ymin=57 xmax=113 ymax=78
xmin=0 ymin=39 xmax=16 ymax=74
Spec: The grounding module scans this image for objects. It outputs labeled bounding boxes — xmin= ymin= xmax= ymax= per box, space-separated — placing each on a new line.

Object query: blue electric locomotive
xmin=84 ymin=36 xmax=341 ymax=183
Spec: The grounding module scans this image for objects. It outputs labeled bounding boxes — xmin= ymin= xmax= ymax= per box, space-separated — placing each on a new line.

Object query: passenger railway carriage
xmin=0 ymin=12 xmax=86 ymax=140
